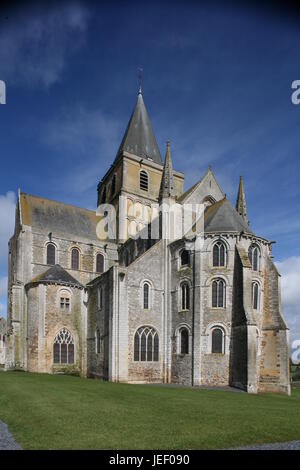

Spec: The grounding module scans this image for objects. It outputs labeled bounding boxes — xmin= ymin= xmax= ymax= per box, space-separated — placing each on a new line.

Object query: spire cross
xmin=138 ymin=67 xmax=143 ymax=94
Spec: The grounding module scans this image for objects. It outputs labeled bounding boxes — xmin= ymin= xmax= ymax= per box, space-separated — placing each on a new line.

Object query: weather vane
xmin=138 ymin=67 xmax=143 ymax=93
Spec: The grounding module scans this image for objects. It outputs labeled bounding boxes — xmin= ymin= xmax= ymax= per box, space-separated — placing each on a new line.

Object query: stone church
xmin=3 ymin=88 xmax=290 ymax=394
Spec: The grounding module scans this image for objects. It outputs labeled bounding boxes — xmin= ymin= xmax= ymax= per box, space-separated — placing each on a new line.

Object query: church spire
xmin=116 ymin=88 xmax=162 ymax=165
xmin=235 ymin=176 xmax=248 ymax=225
xmin=159 ymin=141 xmax=176 ymax=200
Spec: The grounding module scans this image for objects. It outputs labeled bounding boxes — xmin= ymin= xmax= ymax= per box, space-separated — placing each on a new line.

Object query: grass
xmin=0 ymin=371 xmax=300 ymax=450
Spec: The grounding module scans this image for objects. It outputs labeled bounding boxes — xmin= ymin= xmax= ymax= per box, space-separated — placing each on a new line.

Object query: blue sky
xmin=0 ymin=0 xmax=300 ymax=345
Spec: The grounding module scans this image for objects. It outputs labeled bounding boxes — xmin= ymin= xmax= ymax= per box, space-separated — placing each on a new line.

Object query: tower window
xmin=212 ymin=279 xmax=225 ymax=308
xmin=248 ymin=244 xmax=260 ymax=271
xmin=111 ymin=174 xmax=116 ymax=196
xmin=96 ymin=253 xmax=104 ymax=274
xmin=181 ymin=283 xmax=190 ymax=310
xmin=140 ymin=170 xmax=149 ymax=191
xmin=180 ymin=250 xmax=190 ymax=267
xmin=47 ymin=243 xmax=56 ymax=265
xmin=101 ymin=187 xmax=106 ymax=204
xmin=213 ymin=241 xmax=226 ymax=267
xmin=71 ymin=248 xmax=80 ymax=270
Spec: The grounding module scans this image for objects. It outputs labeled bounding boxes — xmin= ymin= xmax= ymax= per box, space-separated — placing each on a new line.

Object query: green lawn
xmin=0 ymin=371 xmax=300 ymax=450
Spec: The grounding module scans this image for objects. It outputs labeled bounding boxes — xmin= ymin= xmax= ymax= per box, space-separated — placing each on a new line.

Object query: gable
xmin=178 ymin=168 xmax=224 ymax=205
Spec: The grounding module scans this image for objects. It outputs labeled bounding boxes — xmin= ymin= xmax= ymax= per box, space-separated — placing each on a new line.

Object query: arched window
xmin=211 ymin=328 xmax=224 ymax=353
xmin=134 ymin=326 xmax=159 ymax=362
xmin=97 ymin=287 xmax=103 ymax=309
xmin=252 ymin=282 xmax=259 ymax=310
xmin=71 ymin=248 xmax=79 ymax=270
xmin=53 ymin=328 xmax=74 ymax=364
xmin=96 ymin=253 xmax=104 ymax=274
xmin=212 ymin=279 xmax=225 ymax=308
xmin=180 ymin=328 xmax=189 ymax=354
xmin=181 ymin=283 xmax=190 ymax=310
xmin=95 ymin=328 xmax=101 ymax=354
xmin=47 ymin=243 xmax=56 ymax=265
xmin=143 ymin=282 xmax=150 ymax=309
xmin=180 ymin=250 xmax=190 ymax=267
xmin=248 ymin=244 xmax=259 ymax=271
xmin=213 ymin=241 xmax=226 ymax=267
xmin=111 ymin=174 xmax=116 ymax=196
xmin=140 ymin=170 xmax=148 ymax=191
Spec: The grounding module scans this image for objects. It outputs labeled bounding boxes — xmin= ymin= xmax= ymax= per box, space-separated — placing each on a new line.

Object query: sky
xmin=0 ymin=0 xmax=299 ymax=348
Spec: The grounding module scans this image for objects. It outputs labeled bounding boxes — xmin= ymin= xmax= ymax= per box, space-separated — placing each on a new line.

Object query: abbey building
xmin=2 ymin=89 xmax=290 ymax=394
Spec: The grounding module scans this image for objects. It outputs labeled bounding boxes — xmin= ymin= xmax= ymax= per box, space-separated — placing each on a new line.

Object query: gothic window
xmin=97 ymin=287 xmax=103 ymax=310
xmin=248 ymin=244 xmax=259 ymax=271
xmin=47 ymin=243 xmax=56 ymax=265
xmin=53 ymin=328 xmax=74 ymax=364
xmin=213 ymin=241 xmax=226 ymax=267
xmin=211 ymin=328 xmax=224 ymax=354
xmin=111 ymin=174 xmax=116 ymax=197
xmin=180 ymin=250 xmax=190 ymax=267
xmin=181 ymin=283 xmax=190 ymax=310
xmin=96 ymin=253 xmax=104 ymax=274
xmin=212 ymin=279 xmax=225 ymax=308
xmin=180 ymin=328 xmax=189 ymax=354
xmin=95 ymin=328 xmax=101 ymax=354
xmin=252 ymin=282 xmax=259 ymax=310
xmin=143 ymin=282 xmax=150 ymax=309
xmin=134 ymin=326 xmax=159 ymax=362
xmin=71 ymin=248 xmax=80 ymax=270
xmin=140 ymin=170 xmax=148 ymax=191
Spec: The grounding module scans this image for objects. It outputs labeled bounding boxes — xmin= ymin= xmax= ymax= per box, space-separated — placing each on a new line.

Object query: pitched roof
xmin=204 ymin=197 xmax=254 ymax=234
xmin=19 ymin=192 xmax=100 ymax=241
xmin=159 ymin=141 xmax=175 ymax=199
xmin=116 ymin=90 xmax=162 ymax=164
xmin=27 ymin=264 xmax=83 ymax=288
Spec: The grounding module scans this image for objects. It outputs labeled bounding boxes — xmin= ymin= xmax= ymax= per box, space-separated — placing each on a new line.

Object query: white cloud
xmin=0 ymin=192 xmax=16 ymax=266
xmin=276 ymin=257 xmax=300 ymax=347
xmin=0 ymin=1 xmax=90 ymax=88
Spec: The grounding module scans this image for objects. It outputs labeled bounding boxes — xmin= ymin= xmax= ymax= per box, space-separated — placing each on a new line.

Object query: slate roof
xmin=20 ymin=192 xmax=99 ymax=241
xmin=27 ymin=264 xmax=83 ymax=288
xmin=116 ymin=90 xmax=162 ymax=165
xmin=204 ymin=197 xmax=254 ymax=234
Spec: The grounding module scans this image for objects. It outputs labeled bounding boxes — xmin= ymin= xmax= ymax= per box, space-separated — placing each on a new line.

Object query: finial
xmin=138 ymin=67 xmax=143 ymax=94
xmin=166 ymin=139 xmax=170 ymax=148
xmin=209 ymin=164 xmax=212 ymax=171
